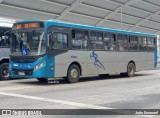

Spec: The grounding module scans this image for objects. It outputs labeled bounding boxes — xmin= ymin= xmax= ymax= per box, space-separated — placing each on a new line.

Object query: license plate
xmin=18 ymin=72 xmax=25 ymax=75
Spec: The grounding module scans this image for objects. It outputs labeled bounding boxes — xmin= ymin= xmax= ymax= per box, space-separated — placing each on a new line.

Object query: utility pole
xmin=121 ymin=8 xmax=123 ymax=30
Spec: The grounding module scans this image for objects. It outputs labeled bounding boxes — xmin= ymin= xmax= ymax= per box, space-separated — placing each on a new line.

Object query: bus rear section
xmin=0 ymin=27 xmax=11 ymax=80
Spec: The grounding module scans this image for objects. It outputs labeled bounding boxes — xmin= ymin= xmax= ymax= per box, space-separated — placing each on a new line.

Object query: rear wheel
xmin=126 ymin=62 xmax=135 ymax=77
xmin=66 ymin=64 xmax=80 ymax=83
xmin=0 ymin=63 xmax=10 ymax=80
xmin=37 ymin=78 xmax=48 ymax=83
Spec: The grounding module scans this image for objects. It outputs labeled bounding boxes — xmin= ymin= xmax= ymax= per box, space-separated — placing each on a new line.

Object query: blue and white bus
xmin=9 ymin=20 xmax=158 ymax=83
xmin=0 ymin=26 xmax=11 ymax=80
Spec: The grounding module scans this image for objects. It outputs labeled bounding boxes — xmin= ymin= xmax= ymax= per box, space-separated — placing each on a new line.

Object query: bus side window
xmin=49 ymin=32 xmax=54 ymax=49
xmin=0 ymin=36 xmax=9 ymax=47
xmin=148 ymin=37 xmax=155 ymax=52
xmin=83 ymin=31 xmax=89 ymax=49
xmin=0 ymin=29 xmax=4 ymax=47
xmin=90 ymin=31 xmax=104 ymax=50
xmin=139 ymin=37 xmax=147 ymax=51
xmin=49 ymin=32 xmax=68 ymax=49
xmin=104 ymin=33 xmax=116 ymax=51
xmin=117 ymin=34 xmax=129 ymax=51
xmin=72 ymin=30 xmax=82 ymax=49
xmin=0 ymin=28 xmax=11 ymax=47
xmin=129 ymin=36 xmax=139 ymax=51
xmin=72 ymin=30 xmax=89 ymax=50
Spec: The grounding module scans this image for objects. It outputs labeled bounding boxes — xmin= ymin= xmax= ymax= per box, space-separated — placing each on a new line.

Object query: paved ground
xmin=0 ymin=70 xmax=160 ymax=118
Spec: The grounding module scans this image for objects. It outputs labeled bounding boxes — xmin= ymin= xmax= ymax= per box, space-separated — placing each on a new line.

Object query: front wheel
xmin=37 ymin=78 xmax=48 ymax=83
xmin=66 ymin=64 xmax=80 ymax=83
xmin=0 ymin=63 xmax=10 ymax=80
xmin=127 ymin=63 xmax=135 ymax=77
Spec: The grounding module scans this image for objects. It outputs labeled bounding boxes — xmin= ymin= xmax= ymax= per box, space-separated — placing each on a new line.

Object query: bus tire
xmin=0 ymin=63 xmax=10 ymax=80
xmin=66 ymin=64 xmax=80 ymax=83
xmin=126 ymin=62 xmax=135 ymax=77
xmin=37 ymin=78 xmax=48 ymax=83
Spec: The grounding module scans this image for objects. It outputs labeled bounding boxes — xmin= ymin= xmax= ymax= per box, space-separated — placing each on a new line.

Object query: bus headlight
xmin=34 ymin=61 xmax=45 ymax=71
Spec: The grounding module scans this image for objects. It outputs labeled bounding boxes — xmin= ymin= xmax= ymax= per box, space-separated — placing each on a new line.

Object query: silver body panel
xmin=55 ymin=51 xmax=155 ymax=77
xmin=0 ymin=48 xmax=10 ymax=61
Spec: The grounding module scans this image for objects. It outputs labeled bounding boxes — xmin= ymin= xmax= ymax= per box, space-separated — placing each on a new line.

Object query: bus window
xmin=117 ymin=34 xmax=129 ymax=51
xmin=0 ymin=29 xmax=10 ymax=47
xmin=148 ymin=37 xmax=155 ymax=52
xmin=90 ymin=31 xmax=104 ymax=50
xmin=139 ymin=37 xmax=147 ymax=51
xmin=0 ymin=36 xmax=10 ymax=47
xmin=129 ymin=36 xmax=139 ymax=51
xmin=72 ymin=30 xmax=83 ymax=49
xmin=104 ymin=33 xmax=116 ymax=51
xmin=49 ymin=32 xmax=68 ymax=49
xmin=72 ymin=30 xmax=89 ymax=50
xmin=83 ymin=31 xmax=89 ymax=49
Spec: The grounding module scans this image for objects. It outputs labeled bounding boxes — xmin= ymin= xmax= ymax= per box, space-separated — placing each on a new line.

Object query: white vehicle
xmin=0 ymin=27 xmax=11 ymax=80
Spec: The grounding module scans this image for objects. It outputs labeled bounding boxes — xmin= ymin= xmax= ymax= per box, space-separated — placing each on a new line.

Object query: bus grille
xmin=11 ymin=58 xmax=36 ymax=63
xmin=12 ymin=68 xmax=33 ymax=76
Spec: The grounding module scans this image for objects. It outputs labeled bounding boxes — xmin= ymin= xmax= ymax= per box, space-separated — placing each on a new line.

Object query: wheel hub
xmin=71 ymin=69 xmax=78 ymax=79
xmin=2 ymin=67 xmax=9 ymax=78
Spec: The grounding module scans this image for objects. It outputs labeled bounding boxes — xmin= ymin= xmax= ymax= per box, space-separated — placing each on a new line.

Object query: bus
xmin=9 ymin=20 xmax=158 ymax=83
xmin=0 ymin=26 xmax=11 ymax=80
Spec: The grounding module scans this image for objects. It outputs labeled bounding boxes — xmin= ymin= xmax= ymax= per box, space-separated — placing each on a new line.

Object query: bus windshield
xmin=11 ymin=30 xmax=46 ymax=56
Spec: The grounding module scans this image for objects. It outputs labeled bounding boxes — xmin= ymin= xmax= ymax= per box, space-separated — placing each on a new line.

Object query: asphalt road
xmin=0 ymin=70 xmax=160 ymax=118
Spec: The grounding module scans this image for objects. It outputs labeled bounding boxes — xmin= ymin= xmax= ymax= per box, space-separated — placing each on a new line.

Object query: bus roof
xmin=15 ymin=20 xmax=157 ymax=38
